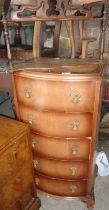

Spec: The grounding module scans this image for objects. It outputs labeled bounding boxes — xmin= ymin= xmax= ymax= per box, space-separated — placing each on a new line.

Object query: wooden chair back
xmin=4 ymin=0 xmax=107 ymax=60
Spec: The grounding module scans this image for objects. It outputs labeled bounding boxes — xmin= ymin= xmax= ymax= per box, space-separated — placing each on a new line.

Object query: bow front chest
xmin=12 ymin=58 xmax=105 ymax=208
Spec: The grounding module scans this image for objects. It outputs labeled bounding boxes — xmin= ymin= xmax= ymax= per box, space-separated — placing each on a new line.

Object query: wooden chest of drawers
xmin=12 ymin=58 xmax=105 ymax=209
xmin=0 ymin=116 xmax=41 ymax=210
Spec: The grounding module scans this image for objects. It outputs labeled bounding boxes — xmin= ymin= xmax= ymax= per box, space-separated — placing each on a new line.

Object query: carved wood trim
xmin=10 ymin=0 xmax=105 ymax=22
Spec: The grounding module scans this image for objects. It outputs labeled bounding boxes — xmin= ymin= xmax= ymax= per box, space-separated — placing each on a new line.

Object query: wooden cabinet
xmin=12 ymin=58 xmax=105 ymax=208
xmin=0 ymin=116 xmax=41 ymax=210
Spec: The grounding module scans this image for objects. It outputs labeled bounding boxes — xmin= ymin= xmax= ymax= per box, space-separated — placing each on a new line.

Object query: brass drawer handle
xmin=24 ymin=88 xmax=32 ymax=99
xmin=32 ymin=139 xmax=37 ymax=149
xmin=27 ymin=115 xmax=34 ymax=125
xmin=33 ymin=160 xmax=39 ymax=168
xmin=71 ymin=145 xmax=79 ymax=155
xmin=69 ymin=185 xmax=78 ymax=193
xmin=70 ymin=89 xmax=81 ymax=104
xmin=35 ymin=177 xmax=40 ymax=186
xmin=71 ymin=120 xmax=80 ymax=131
xmin=69 ymin=167 xmax=77 ymax=176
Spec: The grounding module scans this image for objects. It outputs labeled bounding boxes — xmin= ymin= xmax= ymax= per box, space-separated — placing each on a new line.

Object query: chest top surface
xmin=13 ymin=58 xmax=105 ymax=79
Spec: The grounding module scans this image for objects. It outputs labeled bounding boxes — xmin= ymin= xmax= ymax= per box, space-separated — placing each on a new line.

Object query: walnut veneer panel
xmin=31 ymin=134 xmax=91 ymax=160
xmin=2 ymin=165 xmax=33 ymax=209
xmin=33 ymin=156 xmax=89 ymax=179
xmin=12 ymin=60 xmax=104 ymax=202
xmin=35 ymin=173 xmax=87 ymax=197
xmin=19 ymin=105 xmax=92 ymax=138
xmin=0 ymin=116 xmax=41 ymax=210
xmin=14 ymin=76 xmax=95 ymax=112
xmin=0 ymin=135 xmax=30 ymax=184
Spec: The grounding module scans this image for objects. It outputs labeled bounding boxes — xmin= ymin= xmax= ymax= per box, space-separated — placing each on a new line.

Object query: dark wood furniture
xmin=0 ymin=115 xmax=41 ymax=210
xmin=12 ymin=59 xmax=105 ymax=209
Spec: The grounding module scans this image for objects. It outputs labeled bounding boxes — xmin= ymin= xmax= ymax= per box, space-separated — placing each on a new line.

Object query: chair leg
xmin=65 ymin=20 xmax=76 ymax=58
xmin=33 ymin=21 xmax=42 ymax=58
xmin=53 ymin=21 xmax=62 ymax=56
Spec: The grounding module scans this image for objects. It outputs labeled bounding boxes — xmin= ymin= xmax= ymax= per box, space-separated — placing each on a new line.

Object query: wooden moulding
xmin=10 ymin=0 xmax=105 ymax=22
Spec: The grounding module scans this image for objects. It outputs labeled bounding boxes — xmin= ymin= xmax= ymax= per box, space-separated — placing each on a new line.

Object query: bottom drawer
xmin=35 ymin=173 xmax=87 ymax=197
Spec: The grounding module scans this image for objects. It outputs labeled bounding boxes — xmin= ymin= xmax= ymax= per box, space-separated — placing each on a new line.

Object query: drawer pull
xmin=71 ymin=120 xmax=80 ymax=131
xmin=28 ymin=115 xmax=34 ymax=125
xmin=32 ymin=139 xmax=37 ymax=148
xmin=69 ymin=185 xmax=78 ymax=193
xmin=24 ymin=88 xmax=31 ymax=99
xmin=33 ymin=160 xmax=39 ymax=168
xmin=35 ymin=177 xmax=40 ymax=186
xmin=71 ymin=145 xmax=79 ymax=155
xmin=70 ymin=167 xmax=77 ymax=176
xmin=70 ymin=90 xmax=81 ymax=104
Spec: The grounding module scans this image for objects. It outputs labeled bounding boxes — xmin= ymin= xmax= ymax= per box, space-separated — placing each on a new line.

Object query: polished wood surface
xmin=31 ymin=134 xmax=91 ymax=160
xmin=0 ymin=134 xmax=30 ymax=184
xmin=33 ymin=156 xmax=89 ymax=179
xmin=12 ymin=58 xmax=103 ymax=74
xmin=2 ymin=165 xmax=33 ymax=209
xmin=14 ymin=75 xmax=96 ymax=112
xmin=19 ymin=106 xmax=92 ymax=138
xmin=0 ymin=116 xmax=41 ymax=210
xmin=35 ymin=173 xmax=87 ymax=197
xmin=12 ymin=58 xmax=104 ymax=208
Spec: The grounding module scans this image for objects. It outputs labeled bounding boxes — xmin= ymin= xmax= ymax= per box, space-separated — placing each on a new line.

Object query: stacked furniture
xmin=12 ymin=59 xmax=105 ymax=209
xmin=2 ymin=0 xmax=107 ymax=209
xmin=0 ymin=116 xmax=41 ymax=210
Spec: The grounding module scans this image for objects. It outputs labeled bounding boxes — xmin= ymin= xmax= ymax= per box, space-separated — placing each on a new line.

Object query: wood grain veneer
xmin=12 ymin=57 xmax=105 ymax=208
xmin=0 ymin=116 xmax=41 ymax=210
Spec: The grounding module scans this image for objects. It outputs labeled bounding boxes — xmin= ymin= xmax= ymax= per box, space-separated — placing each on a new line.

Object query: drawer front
xmin=31 ymin=134 xmax=90 ymax=160
xmin=2 ymin=165 xmax=33 ymax=209
xmin=19 ymin=106 xmax=92 ymax=138
xmin=15 ymin=77 xmax=95 ymax=112
xmin=35 ymin=173 xmax=87 ymax=197
xmin=33 ymin=157 xmax=89 ymax=179
xmin=0 ymin=135 xmax=30 ymax=184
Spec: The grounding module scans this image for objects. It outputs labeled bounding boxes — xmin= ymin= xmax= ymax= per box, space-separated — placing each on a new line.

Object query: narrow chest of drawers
xmin=12 ymin=59 xmax=105 ymax=208
xmin=0 ymin=116 xmax=41 ymax=210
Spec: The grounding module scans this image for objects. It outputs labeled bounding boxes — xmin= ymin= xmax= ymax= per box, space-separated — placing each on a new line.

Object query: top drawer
xmin=14 ymin=76 xmax=95 ymax=112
